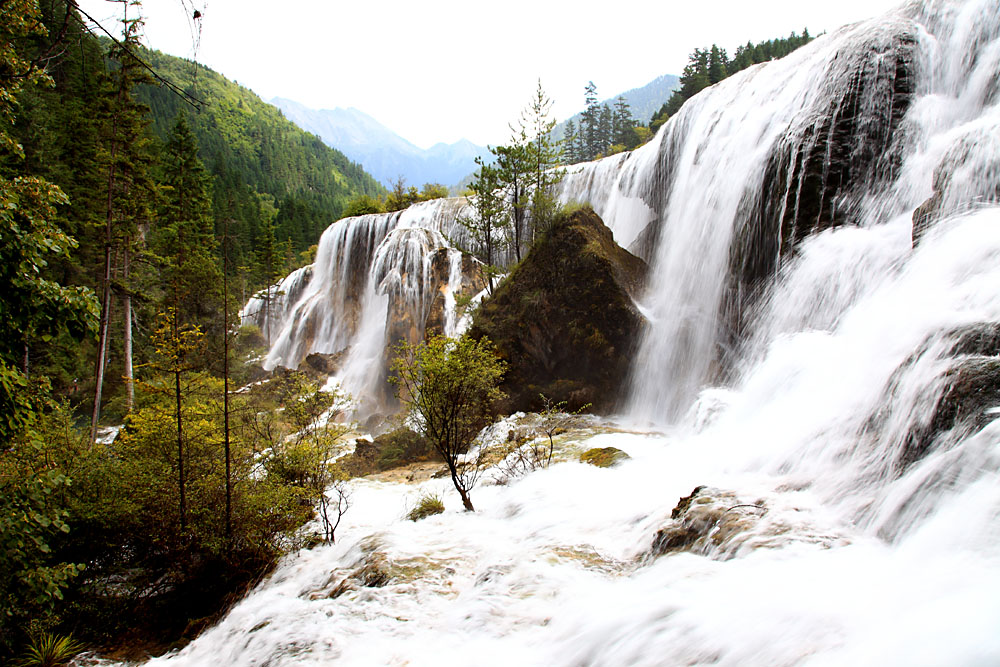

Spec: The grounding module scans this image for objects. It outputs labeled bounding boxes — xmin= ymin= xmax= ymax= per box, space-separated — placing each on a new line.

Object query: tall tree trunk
xmin=175 ymin=363 xmax=186 ymax=532
xmin=90 ymin=239 xmax=113 ymax=445
xmin=512 ymin=177 xmax=525 ymax=262
xmin=91 ymin=66 xmax=123 ymax=446
xmin=223 ymin=215 xmax=232 ymax=547
xmin=123 ymin=243 xmax=133 ymax=412
xmin=263 ymin=284 xmax=271 ymax=348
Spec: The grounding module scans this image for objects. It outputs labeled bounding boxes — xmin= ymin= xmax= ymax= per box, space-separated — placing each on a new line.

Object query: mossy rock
xmin=579 ymin=446 xmax=631 ymax=468
xmin=341 ymin=428 xmax=434 ymax=477
xmin=468 ymin=206 xmax=647 ymax=414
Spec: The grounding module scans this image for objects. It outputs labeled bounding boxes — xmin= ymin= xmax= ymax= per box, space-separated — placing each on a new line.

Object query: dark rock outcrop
xmin=468 ymin=207 xmax=648 ymax=413
xmin=733 ymin=30 xmax=917 ymax=291
xmin=301 ymin=351 xmax=346 ymax=381
xmin=869 ymin=322 xmax=1000 ymax=470
xmin=900 ymin=323 xmax=1000 ymax=468
xmin=723 ymin=29 xmax=918 ymax=367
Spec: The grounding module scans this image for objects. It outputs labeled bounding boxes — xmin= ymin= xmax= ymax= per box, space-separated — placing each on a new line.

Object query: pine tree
xmin=458 ymin=158 xmax=507 ymax=294
xmin=708 ymin=45 xmax=729 ymax=84
xmin=519 ymin=80 xmax=563 ymax=240
xmin=562 ymin=119 xmax=578 ymax=164
xmin=598 ymin=105 xmax=613 ymax=156
xmin=493 ymin=136 xmax=530 ymax=262
xmin=580 ymin=81 xmax=600 ymax=161
xmin=91 ymin=0 xmax=156 ymax=433
xmin=156 ymin=112 xmax=221 ymax=329
xmin=612 ymin=96 xmax=635 ymax=147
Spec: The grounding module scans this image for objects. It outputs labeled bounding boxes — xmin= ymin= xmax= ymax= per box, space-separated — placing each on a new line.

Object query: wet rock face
xmin=724 ymin=29 xmax=918 ymax=362
xmin=651 ymin=486 xmax=768 ymax=559
xmin=901 ymin=324 xmax=1000 ymax=468
xmin=468 ymin=207 xmax=648 ymax=414
xmin=423 ymin=249 xmax=484 ymax=338
xmin=869 ymin=322 xmax=1000 ymax=471
xmin=912 ymin=134 xmax=1000 ymax=246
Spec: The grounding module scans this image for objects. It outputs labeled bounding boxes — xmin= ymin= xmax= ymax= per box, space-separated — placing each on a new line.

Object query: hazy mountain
xmin=271 ymin=98 xmax=489 ymax=188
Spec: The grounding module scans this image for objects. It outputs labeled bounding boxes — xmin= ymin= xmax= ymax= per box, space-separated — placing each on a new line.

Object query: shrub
xmin=407 ymin=494 xmax=445 ymax=521
xmin=15 ymin=633 xmax=85 ymax=667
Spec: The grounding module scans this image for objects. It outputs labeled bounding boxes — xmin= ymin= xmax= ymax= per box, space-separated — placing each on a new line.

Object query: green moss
xmin=468 ymin=208 xmax=647 ymax=413
xmin=341 ymin=428 xmax=434 ymax=477
xmin=579 ymin=447 xmax=631 ymax=468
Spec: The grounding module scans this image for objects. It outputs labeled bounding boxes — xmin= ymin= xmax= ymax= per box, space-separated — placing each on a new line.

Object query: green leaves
xmin=390 ymin=334 xmax=506 ymax=511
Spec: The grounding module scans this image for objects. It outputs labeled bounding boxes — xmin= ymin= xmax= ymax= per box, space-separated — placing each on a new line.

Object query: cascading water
xmin=242 ymin=197 xmax=478 ymax=415
xmin=561 ymin=8 xmax=931 ymax=423
xmin=240 ymin=264 xmax=314 ymax=345
xmin=154 ymin=1 xmax=1000 ymax=664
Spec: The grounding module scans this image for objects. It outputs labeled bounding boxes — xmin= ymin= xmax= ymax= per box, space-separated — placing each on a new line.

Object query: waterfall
xmin=240 ymin=264 xmax=314 ymax=344
xmin=244 ymin=197 xmax=475 ymax=415
xmin=164 ymin=1 xmax=1000 ymax=664
xmin=560 ymin=6 xmax=942 ymax=422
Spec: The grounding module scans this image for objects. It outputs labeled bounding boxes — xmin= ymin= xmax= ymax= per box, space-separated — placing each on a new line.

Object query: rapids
xmin=178 ymin=0 xmax=1000 ymax=664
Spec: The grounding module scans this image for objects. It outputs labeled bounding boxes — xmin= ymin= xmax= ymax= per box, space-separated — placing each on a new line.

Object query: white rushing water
xmin=184 ymin=0 xmax=1000 ymax=664
xmin=242 ymin=198 xmax=474 ymax=414
xmin=558 ymin=0 xmax=1000 ymax=424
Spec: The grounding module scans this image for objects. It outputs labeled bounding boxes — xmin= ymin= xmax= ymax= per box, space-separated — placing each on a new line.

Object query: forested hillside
xmin=136 ymin=50 xmax=383 ymax=262
xmin=1 ymin=2 xmax=385 ymax=661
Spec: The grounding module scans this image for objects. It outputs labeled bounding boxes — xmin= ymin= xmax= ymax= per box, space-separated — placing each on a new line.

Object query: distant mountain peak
xmin=270 ymin=98 xmax=488 ymax=187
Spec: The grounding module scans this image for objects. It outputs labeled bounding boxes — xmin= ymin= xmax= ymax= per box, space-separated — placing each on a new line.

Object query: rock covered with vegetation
xmin=468 ymin=206 xmax=647 ymax=413
xmin=579 ymin=446 xmax=631 ymax=468
xmin=340 ymin=428 xmax=436 ymax=477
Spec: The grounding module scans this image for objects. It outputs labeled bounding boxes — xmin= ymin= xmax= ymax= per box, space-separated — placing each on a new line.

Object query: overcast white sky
xmin=76 ymin=0 xmax=904 ymax=149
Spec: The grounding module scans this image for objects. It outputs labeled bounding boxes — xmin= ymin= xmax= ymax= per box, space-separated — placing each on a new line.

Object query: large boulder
xmin=468 ymin=206 xmax=647 ymax=413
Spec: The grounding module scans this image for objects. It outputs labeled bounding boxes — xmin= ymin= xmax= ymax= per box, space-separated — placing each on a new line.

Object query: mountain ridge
xmin=271 ymin=97 xmax=489 ymax=187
